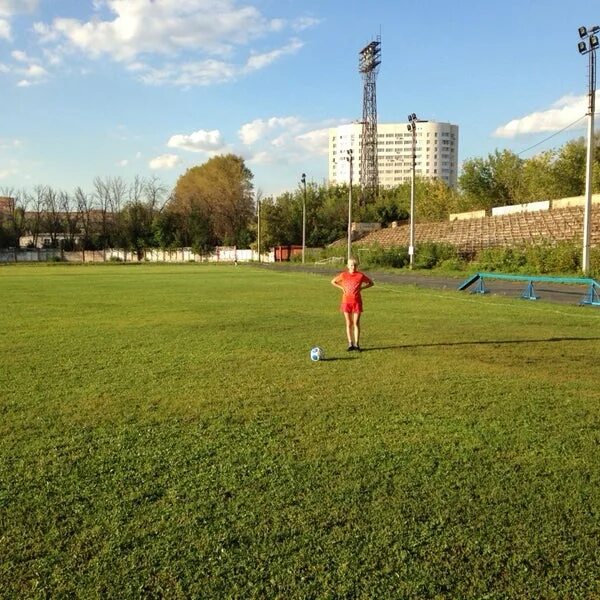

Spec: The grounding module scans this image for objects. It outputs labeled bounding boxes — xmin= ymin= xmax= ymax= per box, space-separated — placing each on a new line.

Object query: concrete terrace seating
xmin=355 ymin=205 xmax=600 ymax=255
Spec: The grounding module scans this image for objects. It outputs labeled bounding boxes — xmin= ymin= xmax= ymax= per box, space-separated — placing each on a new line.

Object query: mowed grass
xmin=0 ymin=263 xmax=599 ymax=599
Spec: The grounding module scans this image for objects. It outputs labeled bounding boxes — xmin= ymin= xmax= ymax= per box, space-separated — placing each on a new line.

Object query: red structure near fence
xmin=273 ymin=245 xmax=303 ymax=261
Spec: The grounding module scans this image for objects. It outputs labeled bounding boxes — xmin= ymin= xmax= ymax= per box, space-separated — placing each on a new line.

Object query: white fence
xmin=0 ymin=246 xmax=274 ymax=264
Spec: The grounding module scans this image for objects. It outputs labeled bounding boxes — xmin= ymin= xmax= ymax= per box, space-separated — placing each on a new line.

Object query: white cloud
xmin=0 ymin=0 xmax=37 ymax=17
xmin=292 ymin=16 xmax=321 ymax=31
xmin=137 ymin=59 xmax=238 ymax=87
xmin=247 ymin=151 xmax=274 ymax=165
xmin=11 ymin=50 xmax=29 ymax=62
xmin=245 ymin=38 xmax=303 ymax=72
xmin=118 ymin=159 xmax=128 ymax=167
xmin=7 ymin=49 xmax=49 ymax=85
xmin=239 ymin=116 xmax=301 ymax=145
xmin=24 ymin=63 xmax=46 ymax=77
xmin=31 ymin=1 xmax=313 ymax=87
xmin=0 ymin=1 xmax=37 ymax=41
xmin=0 ymin=18 xmax=10 ymax=39
xmin=167 ymin=129 xmax=225 ymax=153
xmin=0 ymin=137 xmax=22 ymax=148
xmin=493 ymin=93 xmax=594 ymax=138
xmin=35 ymin=0 xmax=286 ymax=62
xmin=149 ymin=153 xmax=182 ymax=170
xmin=295 ymin=127 xmax=330 ymax=155
xmin=237 ymin=117 xmax=339 ymax=169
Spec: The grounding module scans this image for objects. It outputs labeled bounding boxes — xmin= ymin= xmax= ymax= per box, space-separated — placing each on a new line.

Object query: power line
xmin=516 ymin=115 xmax=587 ymax=156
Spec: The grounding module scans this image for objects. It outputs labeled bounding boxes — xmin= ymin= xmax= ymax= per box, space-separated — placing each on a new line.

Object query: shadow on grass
xmin=319 ymin=356 xmax=358 ymax=362
xmin=361 ymin=336 xmax=600 ymax=352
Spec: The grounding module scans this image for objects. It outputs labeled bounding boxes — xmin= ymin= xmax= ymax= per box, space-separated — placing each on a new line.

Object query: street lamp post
xmin=301 ymin=173 xmax=307 ymax=264
xmin=256 ymin=195 xmax=261 ymax=263
xmin=578 ymin=25 xmax=599 ymax=275
xmin=346 ymin=149 xmax=354 ymax=261
xmin=407 ymin=113 xmax=418 ymax=269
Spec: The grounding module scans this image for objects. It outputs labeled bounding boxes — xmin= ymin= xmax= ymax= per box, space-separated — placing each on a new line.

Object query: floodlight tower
xmin=577 ymin=25 xmax=599 ymax=275
xmin=359 ymin=37 xmax=381 ymax=205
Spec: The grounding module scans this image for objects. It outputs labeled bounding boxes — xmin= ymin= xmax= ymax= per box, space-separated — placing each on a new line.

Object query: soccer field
xmin=1 ymin=264 xmax=599 ymax=598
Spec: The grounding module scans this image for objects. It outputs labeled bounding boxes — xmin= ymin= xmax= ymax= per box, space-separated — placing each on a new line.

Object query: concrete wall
xmin=491 ymin=200 xmax=550 ymax=217
xmin=449 ymin=209 xmax=486 ymax=221
xmin=0 ymin=246 xmax=274 ymax=263
xmin=551 ymin=194 xmax=600 ymax=209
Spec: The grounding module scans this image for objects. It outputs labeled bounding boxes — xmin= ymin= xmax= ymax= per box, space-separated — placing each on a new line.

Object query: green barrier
xmin=458 ymin=272 xmax=600 ymax=306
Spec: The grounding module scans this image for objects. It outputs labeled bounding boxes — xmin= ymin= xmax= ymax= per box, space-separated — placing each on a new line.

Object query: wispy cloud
xmin=167 ymin=129 xmax=226 ymax=153
xmin=0 ymin=18 xmax=10 ymax=39
xmin=239 ymin=116 xmax=343 ymax=166
xmin=0 ymin=137 xmax=23 ymax=148
xmin=239 ymin=116 xmax=302 ymax=145
xmin=0 ymin=0 xmax=38 ymax=40
xmin=31 ymin=0 xmax=317 ymax=87
xmin=160 ymin=115 xmax=338 ymax=170
xmin=0 ymin=0 xmax=38 ymax=18
xmin=149 ymin=153 xmax=182 ymax=170
xmin=245 ymin=38 xmax=303 ymax=72
xmin=493 ymin=93 xmax=595 ymax=138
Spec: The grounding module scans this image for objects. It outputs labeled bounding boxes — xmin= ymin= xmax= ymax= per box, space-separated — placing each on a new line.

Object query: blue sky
xmin=0 ymin=0 xmax=598 ymax=198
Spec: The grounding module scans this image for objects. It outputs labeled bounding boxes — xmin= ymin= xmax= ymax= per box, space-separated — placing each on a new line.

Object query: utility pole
xmin=577 ymin=25 xmax=599 ymax=274
xmin=301 ymin=173 xmax=307 ymax=264
xmin=347 ymin=149 xmax=354 ymax=261
xmin=407 ymin=113 xmax=418 ymax=269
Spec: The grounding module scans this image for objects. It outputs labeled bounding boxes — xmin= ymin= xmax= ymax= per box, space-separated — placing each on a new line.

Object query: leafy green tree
xmin=416 ymin=178 xmax=460 ymax=222
xmin=459 ymin=150 xmax=524 ymax=209
xmin=520 ymin=150 xmax=560 ymax=202
xmin=552 ymin=138 xmax=587 ymax=198
xmin=172 ymin=154 xmax=254 ymax=246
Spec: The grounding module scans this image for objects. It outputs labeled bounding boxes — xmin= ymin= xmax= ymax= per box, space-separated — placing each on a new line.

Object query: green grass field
xmin=1 ymin=263 xmax=599 ymax=599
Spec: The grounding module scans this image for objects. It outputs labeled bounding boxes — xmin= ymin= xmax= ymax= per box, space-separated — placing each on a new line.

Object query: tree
xmin=552 ymin=138 xmax=587 ymax=198
xmin=74 ymin=187 xmax=96 ymax=254
xmin=416 ymin=178 xmax=460 ymax=222
xmin=60 ymin=191 xmax=81 ymax=251
xmin=26 ymin=186 xmax=46 ymax=247
xmin=0 ymin=188 xmax=27 ymax=248
xmin=43 ymin=187 xmax=62 ymax=248
xmin=459 ymin=150 xmax=524 ymax=209
xmin=172 ymin=154 xmax=254 ymax=246
xmin=520 ymin=150 xmax=561 ymax=202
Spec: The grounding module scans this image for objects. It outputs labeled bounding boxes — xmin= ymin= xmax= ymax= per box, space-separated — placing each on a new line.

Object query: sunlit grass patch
xmin=1 ymin=264 xmax=599 ymax=598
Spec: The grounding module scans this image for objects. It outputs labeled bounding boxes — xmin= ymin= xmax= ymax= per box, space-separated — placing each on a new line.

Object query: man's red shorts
xmin=341 ymin=301 xmax=363 ymax=314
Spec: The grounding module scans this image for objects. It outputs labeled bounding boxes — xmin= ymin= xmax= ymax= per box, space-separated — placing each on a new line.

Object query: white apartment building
xmin=328 ymin=121 xmax=459 ymax=188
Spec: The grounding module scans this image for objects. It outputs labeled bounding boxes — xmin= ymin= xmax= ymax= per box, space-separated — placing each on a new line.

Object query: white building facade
xmin=328 ymin=121 xmax=459 ymax=189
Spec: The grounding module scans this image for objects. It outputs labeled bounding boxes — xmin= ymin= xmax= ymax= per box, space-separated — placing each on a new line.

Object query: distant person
xmin=331 ymin=257 xmax=374 ymax=352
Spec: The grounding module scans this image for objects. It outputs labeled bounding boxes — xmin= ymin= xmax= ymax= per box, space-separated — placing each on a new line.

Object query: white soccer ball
xmin=310 ymin=346 xmax=324 ymax=362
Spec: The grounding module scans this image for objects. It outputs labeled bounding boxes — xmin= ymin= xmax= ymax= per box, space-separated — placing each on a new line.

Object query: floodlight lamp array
xmin=359 ymin=40 xmax=381 ymax=73
xmin=578 ymin=25 xmax=600 ymax=54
